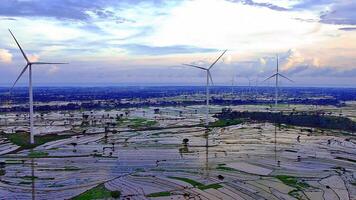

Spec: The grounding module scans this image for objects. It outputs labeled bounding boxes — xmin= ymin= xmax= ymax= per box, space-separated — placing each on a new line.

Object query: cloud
xmin=339 ymin=27 xmax=356 ymax=31
xmin=0 ymin=49 xmax=12 ymax=63
xmin=291 ymin=0 xmax=333 ymax=10
xmin=319 ymin=1 xmax=356 ymax=25
xmin=277 ymin=49 xmax=324 ymax=71
xmin=0 ymin=0 xmax=112 ymax=21
xmin=0 ymin=0 xmax=172 ymax=24
xmin=28 ymin=54 xmax=40 ymax=62
xmin=228 ymin=0 xmax=289 ymax=11
xmin=47 ymin=65 xmax=59 ymax=75
xmin=120 ymin=44 xmax=218 ymax=56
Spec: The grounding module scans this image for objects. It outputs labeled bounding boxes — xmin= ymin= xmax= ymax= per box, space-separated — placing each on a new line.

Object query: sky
xmin=0 ymin=0 xmax=355 ymax=87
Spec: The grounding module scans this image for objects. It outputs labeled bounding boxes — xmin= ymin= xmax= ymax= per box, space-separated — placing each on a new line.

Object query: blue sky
xmin=0 ymin=0 xmax=355 ymax=87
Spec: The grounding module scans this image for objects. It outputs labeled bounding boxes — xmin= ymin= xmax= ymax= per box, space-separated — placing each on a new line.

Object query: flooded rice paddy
xmin=0 ymin=105 xmax=355 ymax=199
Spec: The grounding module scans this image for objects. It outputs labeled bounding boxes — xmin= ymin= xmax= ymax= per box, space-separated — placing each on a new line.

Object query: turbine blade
xmin=208 ymin=71 xmax=214 ymax=86
xmin=209 ymin=49 xmax=227 ymax=69
xmin=279 ymin=73 xmax=294 ymax=82
xmin=8 ymin=29 xmax=29 ymax=63
xmin=263 ymin=74 xmax=277 ymax=82
xmin=32 ymin=62 xmax=68 ymax=65
xmin=182 ymin=64 xmax=207 ymax=70
xmin=11 ymin=64 xmax=29 ymax=91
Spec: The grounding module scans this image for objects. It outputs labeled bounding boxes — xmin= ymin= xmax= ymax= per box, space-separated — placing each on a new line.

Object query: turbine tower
xmin=9 ymin=29 xmax=67 ymax=144
xmin=183 ymin=50 xmax=227 ymax=146
xmin=263 ymin=54 xmax=293 ymax=107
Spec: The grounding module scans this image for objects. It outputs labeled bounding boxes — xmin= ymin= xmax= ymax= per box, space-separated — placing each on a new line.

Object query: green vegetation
xmin=168 ymin=176 xmax=222 ymax=190
xmin=168 ymin=176 xmax=204 ymax=188
xmin=276 ymin=175 xmax=309 ymax=189
xmin=210 ymin=119 xmax=243 ymax=127
xmin=147 ymin=191 xmax=171 ymax=197
xmin=5 ymin=160 xmax=23 ymax=164
xmin=216 ymin=110 xmax=356 ymax=132
xmin=288 ymin=189 xmax=305 ymax=200
xmin=110 ymin=191 xmax=121 ymax=198
xmin=117 ymin=117 xmax=158 ymax=129
xmin=7 ymin=132 xmax=69 ymax=149
xmin=28 ymin=151 xmax=49 ymax=158
xmin=276 ymin=175 xmax=309 ymax=199
xmin=199 ymin=183 xmax=223 ymax=190
xmin=40 ymin=166 xmax=81 ymax=172
xmin=71 ymin=184 xmax=117 ymax=200
xmin=216 ymin=164 xmax=238 ymax=172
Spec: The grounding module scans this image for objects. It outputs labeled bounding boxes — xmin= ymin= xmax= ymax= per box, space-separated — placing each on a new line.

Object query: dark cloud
xmin=120 ymin=44 xmax=218 ymax=56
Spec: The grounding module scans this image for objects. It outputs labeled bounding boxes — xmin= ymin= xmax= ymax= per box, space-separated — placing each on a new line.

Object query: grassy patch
xmin=28 ymin=151 xmax=49 ymax=158
xmin=5 ymin=160 xmax=23 ymax=164
xmin=288 ymin=189 xmax=304 ymax=200
xmin=7 ymin=132 xmax=69 ymax=150
xmin=199 ymin=183 xmax=223 ymax=190
xmin=276 ymin=175 xmax=309 ymax=189
xmin=168 ymin=176 xmax=204 ymax=188
xmin=71 ymin=184 xmax=115 ymax=200
xmin=118 ymin=117 xmax=158 ymax=129
xmin=168 ymin=176 xmax=222 ymax=190
xmin=216 ymin=165 xmax=238 ymax=172
xmin=210 ymin=119 xmax=243 ymax=127
xmin=275 ymin=175 xmax=310 ymax=199
xmin=147 ymin=191 xmax=171 ymax=197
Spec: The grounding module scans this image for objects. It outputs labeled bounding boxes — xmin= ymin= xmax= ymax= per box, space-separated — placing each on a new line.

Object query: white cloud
xmin=28 ymin=54 xmax=40 ymax=62
xmin=47 ymin=65 xmax=59 ymax=75
xmin=144 ymin=0 xmax=322 ymax=52
xmin=0 ymin=49 xmax=12 ymax=63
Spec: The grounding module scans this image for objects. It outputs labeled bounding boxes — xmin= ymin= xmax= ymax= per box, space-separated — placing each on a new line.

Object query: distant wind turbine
xmin=183 ymin=50 xmax=227 ymax=145
xmin=9 ymin=29 xmax=67 ymax=144
xmin=263 ymin=54 xmax=293 ymax=107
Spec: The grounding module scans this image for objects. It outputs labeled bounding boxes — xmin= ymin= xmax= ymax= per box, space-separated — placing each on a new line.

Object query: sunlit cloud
xmin=0 ymin=0 xmax=354 ymax=86
xmin=0 ymin=49 xmax=12 ymax=63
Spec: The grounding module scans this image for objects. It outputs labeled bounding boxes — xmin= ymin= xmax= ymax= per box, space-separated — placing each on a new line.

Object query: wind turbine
xmin=9 ymin=29 xmax=67 ymax=144
xmin=263 ymin=54 xmax=293 ymax=107
xmin=183 ymin=50 xmax=227 ymax=146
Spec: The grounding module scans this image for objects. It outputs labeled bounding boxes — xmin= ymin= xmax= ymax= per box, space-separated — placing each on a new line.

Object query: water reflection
xmin=31 ymin=158 xmax=35 ymax=200
xmin=204 ymin=129 xmax=209 ymax=178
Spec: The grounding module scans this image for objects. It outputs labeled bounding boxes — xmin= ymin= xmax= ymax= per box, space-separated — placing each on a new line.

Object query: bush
xmin=111 ymin=191 xmax=121 ymax=198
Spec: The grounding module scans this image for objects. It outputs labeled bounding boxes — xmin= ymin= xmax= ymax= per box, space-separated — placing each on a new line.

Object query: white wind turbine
xmin=263 ymin=54 xmax=293 ymax=107
xmin=9 ymin=29 xmax=67 ymax=144
xmin=183 ymin=50 xmax=227 ymax=144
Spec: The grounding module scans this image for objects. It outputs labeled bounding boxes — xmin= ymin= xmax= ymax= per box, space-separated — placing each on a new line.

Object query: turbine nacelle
xmin=182 ymin=49 xmax=227 ymax=86
xmin=9 ymin=29 xmax=68 ymax=91
xmin=263 ymin=54 xmax=294 ymax=107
